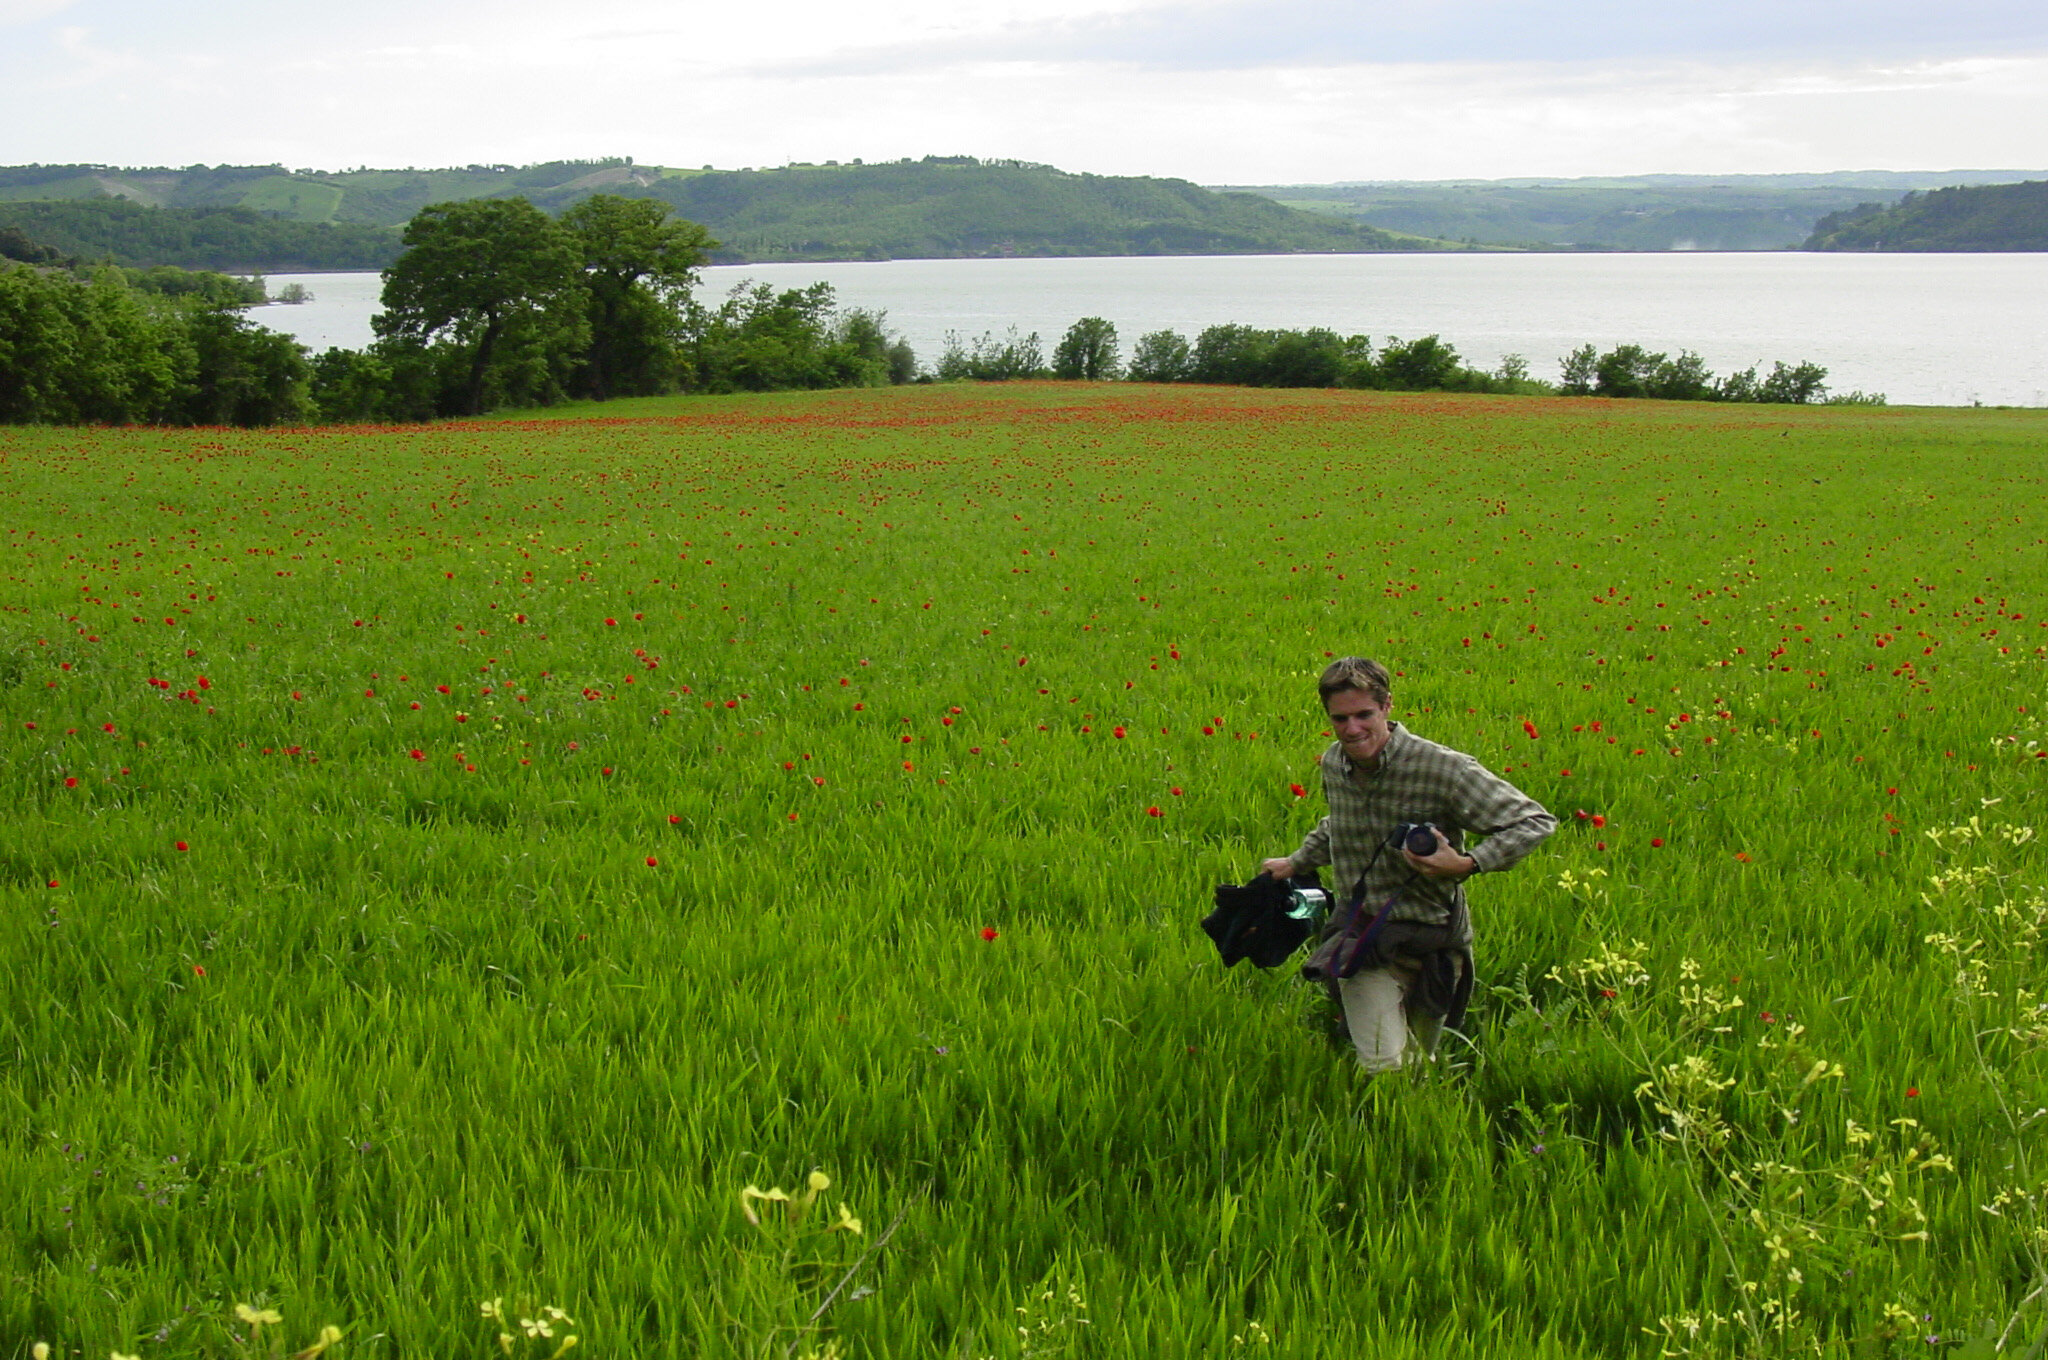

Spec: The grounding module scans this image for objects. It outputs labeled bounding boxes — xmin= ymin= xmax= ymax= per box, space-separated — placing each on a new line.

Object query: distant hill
xmin=0 ymin=197 xmax=399 ymax=271
xmin=1217 ymin=171 xmax=2048 ymax=251
xmin=1804 ymin=180 xmax=2048 ymax=251
xmin=548 ymin=158 xmax=1429 ymax=261
xmin=0 ymin=157 xmax=1439 ymax=265
xmin=0 ymin=159 xmax=651 ymax=227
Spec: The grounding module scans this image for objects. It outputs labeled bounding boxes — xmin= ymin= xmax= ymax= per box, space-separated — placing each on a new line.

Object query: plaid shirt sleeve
xmin=1292 ymin=816 xmax=1332 ymax=872
xmin=1448 ymin=750 xmax=1556 ymax=873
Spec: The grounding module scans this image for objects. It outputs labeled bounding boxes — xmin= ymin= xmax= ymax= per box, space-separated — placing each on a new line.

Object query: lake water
xmin=252 ymin=253 xmax=2048 ymax=408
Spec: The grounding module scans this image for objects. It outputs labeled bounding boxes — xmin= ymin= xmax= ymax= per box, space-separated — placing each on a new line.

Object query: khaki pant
xmin=1338 ymin=961 xmax=1444 ymax=1073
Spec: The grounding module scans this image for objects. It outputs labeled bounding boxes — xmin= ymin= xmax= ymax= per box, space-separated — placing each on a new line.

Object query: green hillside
xmin=0 ymin=157 xmax=1434 ymax=265
xmin=1805 ymin=179 xmax=2048 ymax=250
xmin=0 ymin=159 xmax=660 ymax=225
xmin=559 ymin=158 xmax=1422 ymax=260
xmin=1224 ymin=171 xmax=2048 ymax=250
xmin=0 ymin=197 xmax=400 ymax=271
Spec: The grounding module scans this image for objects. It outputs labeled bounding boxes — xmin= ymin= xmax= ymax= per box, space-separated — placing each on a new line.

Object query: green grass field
xmin=3 ymin=384 xmax=2044 ymax=1359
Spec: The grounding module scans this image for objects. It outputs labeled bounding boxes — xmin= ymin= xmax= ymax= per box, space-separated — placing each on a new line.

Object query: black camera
xmin=1391 ymin=822 xmax=1441 ymax=857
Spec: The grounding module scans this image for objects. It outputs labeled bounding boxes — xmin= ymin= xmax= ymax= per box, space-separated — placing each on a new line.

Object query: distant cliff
xmin=1805 ymin=180 xmax=2048 ymax=251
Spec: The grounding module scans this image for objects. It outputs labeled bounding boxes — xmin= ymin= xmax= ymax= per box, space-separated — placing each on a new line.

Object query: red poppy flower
xmin=1650 ymin=838 xmax=1665 ymax=848
xmin=646 ymin=856 xmax=658 ymax=867
xmin=409 ymin=749 xmax=425 ymax=761
xmin=668 ymin=814 xmax=681 ymax=824
xmin=174 ymin=841 xmax=188 ymax=852
xmin=1590 ymin=815 xmax=1606 ymax=828
xmin=1906 ymin=1086 xmax=1919 ymax=1098
xmin=1147 ymin=806 xmax=1162 ymax=817
xmin=1522 ymin=720 xmax=1540 ymax=739
xmin=192 ymin=965 xmax=205 ymax=977
xmin=1289 ymin=783 xmax=1306 ymax=797
xmin=63 ymin=776 xmax=78 ymax=788
xmin=980 ymin=927 xmax=999 ymax=941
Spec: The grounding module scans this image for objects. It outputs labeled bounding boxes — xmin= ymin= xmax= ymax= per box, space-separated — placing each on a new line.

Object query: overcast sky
xmin=4 ymin=0 xmax=2045 ymax=182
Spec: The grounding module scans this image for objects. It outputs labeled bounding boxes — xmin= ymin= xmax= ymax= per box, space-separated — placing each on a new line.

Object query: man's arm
xmin=1263 ymin=815 xmax=1332 ymax=880
xmin=1449 ymin=754 xmax=1557 ymax=873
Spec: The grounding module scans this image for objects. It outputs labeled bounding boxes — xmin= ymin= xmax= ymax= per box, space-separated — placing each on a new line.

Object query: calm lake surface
xmin=254 ymin=253 xmax=2048 ymax=408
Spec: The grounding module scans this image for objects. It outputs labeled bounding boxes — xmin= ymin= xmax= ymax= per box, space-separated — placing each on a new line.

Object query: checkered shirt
xmin=1289 ymin=722 xmax=1556 ymax=937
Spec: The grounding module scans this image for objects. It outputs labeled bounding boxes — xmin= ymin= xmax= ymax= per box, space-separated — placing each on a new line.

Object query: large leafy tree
xmin=1052 ymin=316 xmax=1120 ymax=380
xmin=559 ymin=195 xmax=716 ymax=400
xmin=374 ymin=198 xmax=584 ymax=416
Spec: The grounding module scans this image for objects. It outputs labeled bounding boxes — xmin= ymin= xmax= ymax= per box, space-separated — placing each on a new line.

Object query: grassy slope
xmin=1 ymin=385 xmax=2043 ymax=1357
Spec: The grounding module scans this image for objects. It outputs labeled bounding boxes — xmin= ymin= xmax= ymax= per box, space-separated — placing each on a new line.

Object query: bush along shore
xmin=944 ymin=318 xmax=1885 ymax=405
xmin=3 ymin=195 xmax=1881 ymax=427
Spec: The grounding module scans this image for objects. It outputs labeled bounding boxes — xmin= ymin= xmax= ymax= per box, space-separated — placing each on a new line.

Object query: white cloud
xmin=1 ymin=0 xmax=2043 ymax=180
xmin=45 ymin=23 xmax=144 ymax=86
xmin=0 ymin=0 xmax=78 ymax=24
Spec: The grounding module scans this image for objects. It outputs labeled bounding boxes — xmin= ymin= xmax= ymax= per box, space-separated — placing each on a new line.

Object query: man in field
xmin=1261 ymin=657 xmax=1556 ymax=1073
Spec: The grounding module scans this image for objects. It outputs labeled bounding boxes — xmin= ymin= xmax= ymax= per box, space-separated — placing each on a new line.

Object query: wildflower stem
xmin=784 ymin=1194 xmax=919 ymax=1359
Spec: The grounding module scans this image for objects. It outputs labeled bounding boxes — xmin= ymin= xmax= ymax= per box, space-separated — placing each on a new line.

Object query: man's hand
xmin=1260 ymin=857 xmax=1296 ymax=880
xmin=1403 ymin=838 xmax=1478 ymax=880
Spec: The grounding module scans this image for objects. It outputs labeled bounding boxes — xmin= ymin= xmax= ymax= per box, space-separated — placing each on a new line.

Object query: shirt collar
xmin=1340 ymin=721 xmax=1408 ymax=777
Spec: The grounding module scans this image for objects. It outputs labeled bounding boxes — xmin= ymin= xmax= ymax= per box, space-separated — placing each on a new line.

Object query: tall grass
xmin=2 ymin=384 xmax=2043 ymax=1357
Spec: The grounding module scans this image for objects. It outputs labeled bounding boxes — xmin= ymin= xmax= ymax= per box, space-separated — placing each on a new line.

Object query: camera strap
xmin=1324 ymin=839 xmax=1423 ymax=979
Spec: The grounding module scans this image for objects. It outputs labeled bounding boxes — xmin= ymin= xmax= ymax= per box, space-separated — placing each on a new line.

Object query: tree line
xmin=2 ymin=193 xmax=1879 ymax=427
xmin=0 ymin=265 xmax=314 ymax=426
xmin=942 ymin=318 xmax=1877 ymax=404
xmin=1804 ymin=179 xmax=2048 ymax=252
xmin=1 ymin=195 xmax=918 ymax=426
xmin=0 ymin=197 xmax=400 ymax=272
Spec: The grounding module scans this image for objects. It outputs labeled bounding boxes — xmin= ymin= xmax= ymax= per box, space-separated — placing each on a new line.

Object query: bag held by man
xmin=1202 ymin=871 xmax=1328 ymax=969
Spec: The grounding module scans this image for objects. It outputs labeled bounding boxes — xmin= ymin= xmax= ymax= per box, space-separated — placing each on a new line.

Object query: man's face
xmin=1325 ymin=687 xmax=1393 ymax=763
